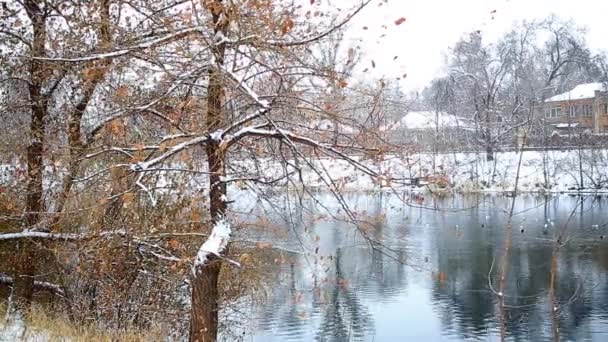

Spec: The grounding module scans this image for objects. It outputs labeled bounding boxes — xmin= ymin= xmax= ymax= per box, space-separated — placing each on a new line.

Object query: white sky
xmin=342 ymin=0 xmax=608 ymax=92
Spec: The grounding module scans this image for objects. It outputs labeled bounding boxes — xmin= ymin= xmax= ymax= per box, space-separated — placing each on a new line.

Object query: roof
xmin=546 ymin=83 xmax=607 ymax=102
xmin=395 ymin=111 xmax=471 ymax=130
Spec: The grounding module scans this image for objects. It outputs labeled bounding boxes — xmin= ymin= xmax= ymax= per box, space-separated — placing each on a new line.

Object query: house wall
xmin=544 ymin=92 xmax=608 ymax=133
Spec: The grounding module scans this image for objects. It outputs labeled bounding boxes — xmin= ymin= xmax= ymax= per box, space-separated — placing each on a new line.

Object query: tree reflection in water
xmin=247 ymin=194 xmax=608 ymax=341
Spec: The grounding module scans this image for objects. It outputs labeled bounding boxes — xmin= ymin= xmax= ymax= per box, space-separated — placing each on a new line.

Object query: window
xmin=603 ymin=103 xmax=608 ymax=115
xmin=568 ymin=105 xmax=592 ymax=117
xmin=546 ymin=106 xmax=561 ymax=118
xmin=583 ymin=104 xmax=593 ymax=117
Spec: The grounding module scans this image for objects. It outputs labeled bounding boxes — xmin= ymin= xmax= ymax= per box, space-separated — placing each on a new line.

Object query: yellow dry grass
xmin=0 ymin=303 xmax=163 ymax=342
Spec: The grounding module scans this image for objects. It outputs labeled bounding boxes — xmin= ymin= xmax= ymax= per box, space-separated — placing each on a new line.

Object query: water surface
xmin=240 ymin=194 xmax=608 ymax=341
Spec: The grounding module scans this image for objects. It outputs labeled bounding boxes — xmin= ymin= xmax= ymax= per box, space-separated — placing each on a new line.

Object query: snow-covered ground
xmin=2 ymin=149 xmax=608 ymax=197
xmin=230 ymin=149 xmax=608 ymax=194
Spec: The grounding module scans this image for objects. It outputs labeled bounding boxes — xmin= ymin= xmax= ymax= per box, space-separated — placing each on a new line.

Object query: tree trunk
xmin=190 ymin=2 xmax=228 ymax=340
xmin=190 ymin=242 xmax=223 ymax=342
xmin=14 ymin=0 xmax=47 ymax=310
xmin=190 ymin=140 xmax=227 ymax=342
xmin=486 ymin=143 xmax=494 ymax=161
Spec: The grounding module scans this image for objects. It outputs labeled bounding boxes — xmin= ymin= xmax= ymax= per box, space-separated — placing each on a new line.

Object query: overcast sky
xmin=343 ymin=0 xmax=608 ymax=92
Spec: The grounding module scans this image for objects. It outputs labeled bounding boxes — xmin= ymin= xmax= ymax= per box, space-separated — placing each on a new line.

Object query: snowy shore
xmin=2 ymin=149 xmax=608 ymax=197
xmin=247 ymin=149 xmax=608 ymax=194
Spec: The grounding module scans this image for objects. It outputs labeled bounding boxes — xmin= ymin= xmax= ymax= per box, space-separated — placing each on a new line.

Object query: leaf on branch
xmin=338 ymin=79 xmax=348 ymax=88
xmin=203 ymin=0 xmax=223 ymax=15
xmin=122 ymin=192 xmax=135 ymax=205
xmin=132 ymin=144 xmax=145 ymax=162
xmin=82 ymin=65 xmax=106 ymax=83
xmin=238 ymin=253 xmax=252 ymax=265
xmin=168 ymin=239 xmax=181 ymax=250
xmin=116 ymin=86 xmax=130 ymax=99
xmin=109 ymin=119 xmax=125 ymax=136
xmin=281 ymin=17 xmax=295 ymax=35
xmin=190 ymin=209 xmax=202 ymax=222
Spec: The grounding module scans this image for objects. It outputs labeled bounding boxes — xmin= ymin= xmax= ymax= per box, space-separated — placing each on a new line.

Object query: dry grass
xmin=1 ymin=303 xmax=164 ymax=342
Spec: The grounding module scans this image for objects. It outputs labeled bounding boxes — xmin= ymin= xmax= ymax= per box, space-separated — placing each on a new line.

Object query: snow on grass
xmin=0 ymin=316 xmax=26 ymax=342
xmin=0 ymin=314 xmax=51 ymax=342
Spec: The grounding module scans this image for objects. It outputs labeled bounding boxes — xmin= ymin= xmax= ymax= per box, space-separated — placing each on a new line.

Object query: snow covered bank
xmin=3 ymin=149 xmax=608 ymax=200
xmin=234 ymin=149 xmax=608 ymax=194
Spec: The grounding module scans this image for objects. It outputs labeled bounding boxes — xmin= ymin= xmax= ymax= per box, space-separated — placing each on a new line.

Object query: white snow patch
xmin=193 ymin=218 xmax=231 ymax=272
xmin=546 ymin=83 xmax=607 ymax=102
xmin=0 ymin=316 xmax=26 ymax=342
xmin=0 ymin=314 xmax=52 ymax=342
xmin=554 ymin=123 xmax=580 ymax=128
xmin=209 ymin=130 xmax=223 ymax=141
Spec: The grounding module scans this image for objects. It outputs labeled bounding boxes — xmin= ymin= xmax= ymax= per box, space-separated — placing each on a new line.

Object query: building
xmin=544 ymin=82 xmax=608 ymax=134
xmin=382 ymin=111 xmax=475 ymax=150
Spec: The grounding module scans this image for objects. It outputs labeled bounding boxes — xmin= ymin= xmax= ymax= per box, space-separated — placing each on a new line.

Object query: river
xmin=234 ymin=193 xmax=608 ymax=341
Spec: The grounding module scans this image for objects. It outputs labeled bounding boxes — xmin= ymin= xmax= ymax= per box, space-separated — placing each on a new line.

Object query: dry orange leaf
xmin=256 ymin=242 xmax=273 ymax=249
xmin=116 ymin=86 xmax=130 ymax=98
xmin=281 ymin=17 xmax=294 ymax=35
xmin=395 ymin=17 xmax=406 ymax=25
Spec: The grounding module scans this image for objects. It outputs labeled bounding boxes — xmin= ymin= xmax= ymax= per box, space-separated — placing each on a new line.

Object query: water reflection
xmin=244 ymin=194 xmax=608 ymax=341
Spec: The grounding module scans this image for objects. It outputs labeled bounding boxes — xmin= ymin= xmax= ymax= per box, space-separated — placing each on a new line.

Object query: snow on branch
xmin=219 ymin=67 xmax=273 ymax=135
xmin=131 ymin=134 xmax=210 ymax=172
xmin=0 ymin=231 xmax=83 ymax=241
xmin=224 ymin=127 xmax=379 ymax=177
xmin=223 ymin=67 xmax=271 ymax=109
xmin=33 ymin=26 xmax=207 ymax=63
xmin=0 ymin=273 xmax=64 ymax=296
xmin=192 ymin=218 xmax=235 ymax=275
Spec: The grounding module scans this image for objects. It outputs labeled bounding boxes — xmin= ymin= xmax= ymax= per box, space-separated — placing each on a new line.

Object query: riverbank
xmin=260 ymin=149 xmax=608 ymax=194
xmin=2 ymin=149 xmax=608 ymax=198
